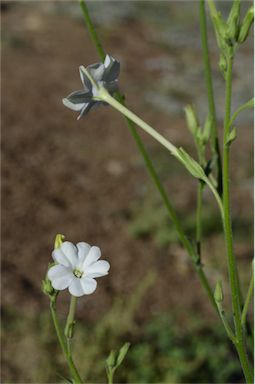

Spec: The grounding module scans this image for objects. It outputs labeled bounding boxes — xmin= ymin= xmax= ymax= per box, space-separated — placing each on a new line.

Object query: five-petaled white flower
xmin=62 ymin=54 xmax=120 ymax=120
xmin=48 ymin=241 xmax=110 ymax=297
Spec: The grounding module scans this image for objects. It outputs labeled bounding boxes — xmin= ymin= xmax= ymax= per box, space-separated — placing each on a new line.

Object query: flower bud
xmin=214 ymin=280 xmax=224 ymax=303
xmin=202 ymin=116 xmax=212 ymax=145
xmin=227 ymin=0 xmax=240 ymax=41
xmin=184 ymin=105 xmax=199 ymax=136
xmin=238 ymin=7 xmax=254 ymax=44
xmin=42 ymin=276 xmax=55 ymax=297
xmin=54 ymin=234 xmax=65 ymax=250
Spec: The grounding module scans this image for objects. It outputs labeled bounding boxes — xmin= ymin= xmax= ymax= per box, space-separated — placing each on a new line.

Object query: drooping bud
xmin=238 ymin=6 xmax=254 ymax=44
xmin=176 ymin=148 xmax=206 ymax=181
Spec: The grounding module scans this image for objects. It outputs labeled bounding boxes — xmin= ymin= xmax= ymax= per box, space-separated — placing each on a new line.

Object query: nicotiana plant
xmin=42 ymin=235 xmax=129 ymax=383
xmin=42 ymin=0 xmax=254 ymax=383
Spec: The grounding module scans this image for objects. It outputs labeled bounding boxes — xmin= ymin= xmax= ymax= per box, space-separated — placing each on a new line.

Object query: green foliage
xmin=121 ymin=314 xmax=242 ymax=383
xmin=129 ymin=186 xmax=222 ymax=247
xmin=105 ymin=342 xmax=131 ymax=383
xmin=2 ymin=306 xmax=242 ymax=383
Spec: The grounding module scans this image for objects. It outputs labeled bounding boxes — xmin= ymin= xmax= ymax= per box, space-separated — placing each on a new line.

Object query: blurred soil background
xmin=1 ymin=1 xmax=253 ymax=383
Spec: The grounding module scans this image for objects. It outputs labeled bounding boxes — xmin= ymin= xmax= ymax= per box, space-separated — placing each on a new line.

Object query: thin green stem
xmin=199 ymin=0 xmax=222 ymax=195
xmin=79 ymin=0 xmax=105 ymax=61
xmin=216 ymin=304 xmax=237 ymax=344
xmin=101 ymin=88 xmax=224 ymax=220
xmin=65 ymin=295 xmax=78 ymax=356
xmin=79 ymin=0 xmax=217 ymax=313
xmin=229 ymin=98 xmax=254 ymax=129
xmin=241 ymin=267 xmax=254 ymax=327
xmin=223 ymin=54 xmax=253 ymax=383
xmin=50 ymin=300 xmax=82 ymax=383
xmin=107 ymin=370 xmax=114 ymax=384
xmin=98 ymin=89 xmax=178 ymax=156
xmin=223 ymin=55 xmax=241 ymax=332
xmin=196 ymin=181 xmax=203 ymax=259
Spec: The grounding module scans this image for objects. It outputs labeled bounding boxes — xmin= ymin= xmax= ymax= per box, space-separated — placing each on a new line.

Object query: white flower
xmin=47 ymin=241 xmax=110 ymax=297
xmin=62 ymin=54 xmax=120 ymax=119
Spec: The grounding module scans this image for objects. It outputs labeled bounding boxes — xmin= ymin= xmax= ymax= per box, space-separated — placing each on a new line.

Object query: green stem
xmin=50 ymin=300 xmax=82 ymax=383
xmin=101 ymin=88 xmax=224 ymax=220
xmin=199 ymin=0 xmax=222 ymax=195
xmin=79 ymin=0 xmax=105 ymax=61
xmin=102 ymin=90 xmax=220 ymax=310
xmin=196 ymin=181 xmax=203 ymax=259
xmin=65 ymin=295 xmax=78 ymax=356
xmin=216 ymin=304 xmax=237 ymax=344
xmin=223 ymin=54 xmax=253 ymax=383
xmin=229 ymin=99 xmax=254 ymax=129
xmin=79 ymin=0 xmax=217 ymax=313
xmin=107 ymin=370 xmax=114 ymax=384
xmin=241 ymin=267 xmax=254 ymax=327
xmin=98 ymin=89 xmax=178 ymax=156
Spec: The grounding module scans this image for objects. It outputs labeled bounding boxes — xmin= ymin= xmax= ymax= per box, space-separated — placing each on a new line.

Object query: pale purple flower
xmin=62 ymin=54 xmax=120 ymax=119
xmin=48 ymin=241 xmax=110 ymax=297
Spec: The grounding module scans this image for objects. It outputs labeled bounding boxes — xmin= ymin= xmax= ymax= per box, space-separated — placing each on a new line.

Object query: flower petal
xmin=76 ymin=242 xmax=91 ymax=268
xmin=77 ymin=242 xmax=91 ymax=260
xmin=63 ymin=89 xmax=92 ymax=111
xmin=85 ymin=260 xmax=110 ymax=278
xmin=68 ymin=278 xmax=86 ymax=297
xmin=48 ymin=265 xmax=73 ymax=290
xmin=80 ymin=277 xmax=97 ymax=295
xmin=52 ymin=248 xmax=71 ymax=268
xmin=82 ymin=246 xmax=101 ymax=269
xmin=77 ymin=101 xmax=95 ymax=119
xmin=60 ymin=242 xmax=78 ymax=268
xmin=87 ymin=63 xmax=105 ymax=82
xmin=79 ymin=65 xmax=92 ymax=90
xmin=103 ymin=55 xmax=120 ymax=82
xmin=105 ymin=80 xmax=118 ymax=94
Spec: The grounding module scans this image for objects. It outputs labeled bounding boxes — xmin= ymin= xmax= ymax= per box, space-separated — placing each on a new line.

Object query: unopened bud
xmin=184 ymin=105 xmax=199 ymax=136
xmin=227 ymin=0 xmax=240 ymax=41
xmin=214 ymin=280 xmax=224 ymax=303
xmin=238 ymin=7 xmax=254 ymax=44
xmin=54 ymin=234 xmax=65 ymax=249
xmin=42 ymin=276 xmax=55 ymax=297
